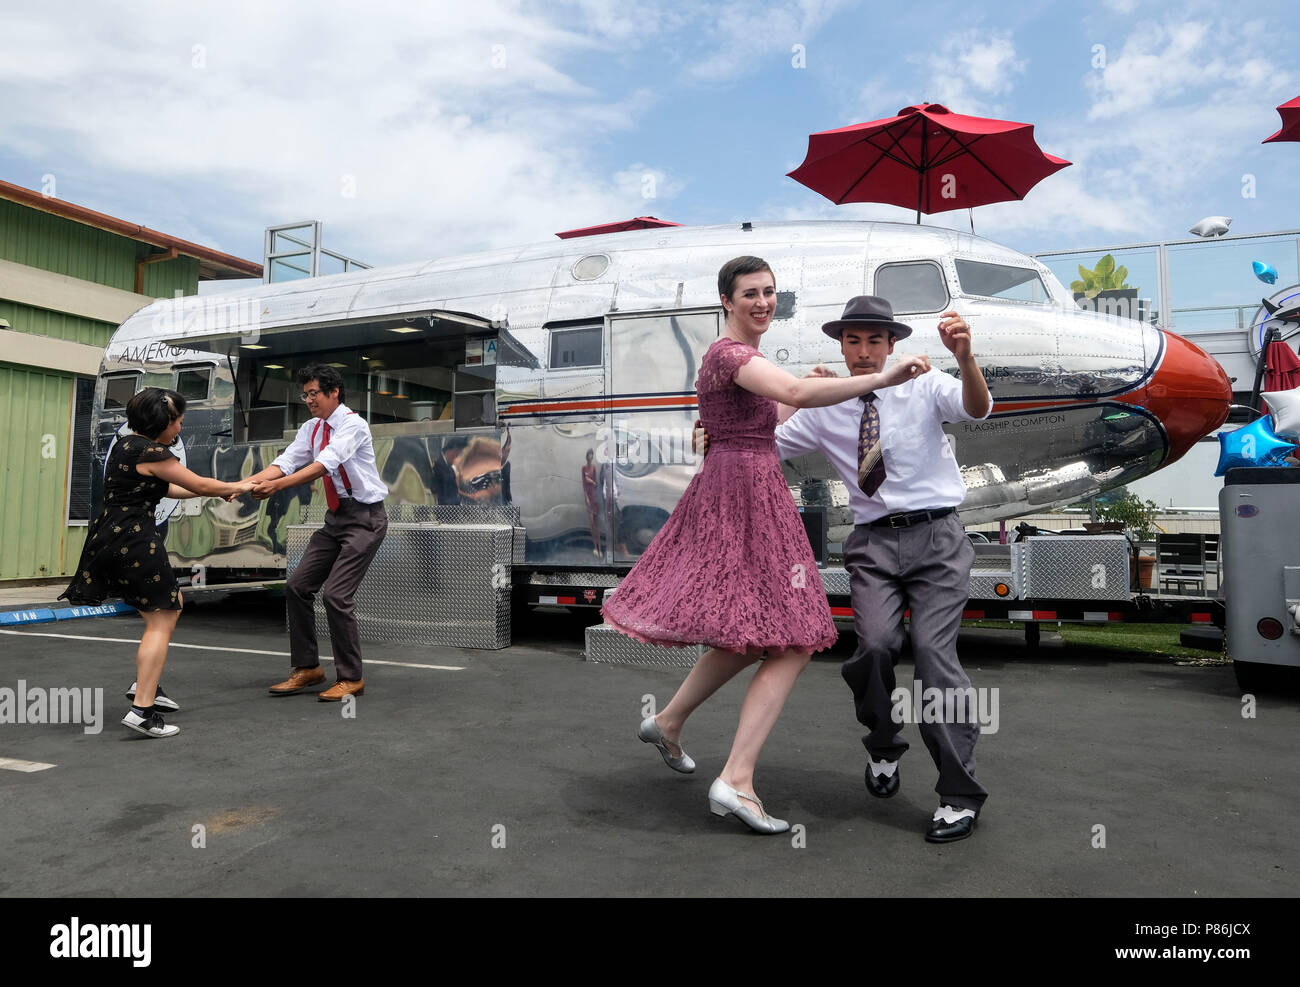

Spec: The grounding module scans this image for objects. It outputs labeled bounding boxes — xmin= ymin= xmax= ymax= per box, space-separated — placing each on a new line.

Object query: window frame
xmin=547 ymin=322 xmax=604 ymax=371
xmin=871 ymin=259 xmax=951 ymax=314
xmin=102 ymin=370 xmax=143 ymax=414
xmin=953 ymin=257 xmax=1053 ymax=305
xmin=174 ymin=362 xmax=216 ymax=403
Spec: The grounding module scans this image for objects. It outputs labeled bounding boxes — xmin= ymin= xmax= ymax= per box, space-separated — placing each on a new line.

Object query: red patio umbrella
xmin=1262 ymin=95 xmax=1300 ymax=143
xmin=556 ymin=216 xmax=682 ymax=239
xmin=1264 ymin=338 xmax=1300 ymax=391
xmin=787 ymin=103 xmax=1071 ymax=223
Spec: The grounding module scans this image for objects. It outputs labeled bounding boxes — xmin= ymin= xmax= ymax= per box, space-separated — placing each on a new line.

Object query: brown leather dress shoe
xmin=268 ymin=665 xmax=325 ymax=695
xmin=318 ymin=679 xmax=364 ymax=702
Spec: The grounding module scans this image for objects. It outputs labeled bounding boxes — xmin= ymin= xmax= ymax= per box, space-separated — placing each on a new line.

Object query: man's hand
xmin=937 ymin=311 xmax=972 ymax=361
xmin=804 ymin=365 xmax=839 ymax=379
xmin=251 ymin=478 xmax=281 ymax=501
xmin=693 ymin=420 xmax=709 ymax=457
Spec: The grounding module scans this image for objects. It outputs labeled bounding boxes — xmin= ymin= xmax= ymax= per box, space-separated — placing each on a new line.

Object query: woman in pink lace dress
xmin=602 ymin=256 xmax=928 ymax=833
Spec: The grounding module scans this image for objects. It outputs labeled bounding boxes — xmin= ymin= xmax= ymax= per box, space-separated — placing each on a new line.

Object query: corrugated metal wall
xmin=0 ymin=300 xmax=115 ymax=347
xmin=0 ymin=195 xmax=201 ymax=581
xmin=0 ymin=364 xmax=84 ymax=580
xmin=0 ymin=199 xmax=198 ymax=296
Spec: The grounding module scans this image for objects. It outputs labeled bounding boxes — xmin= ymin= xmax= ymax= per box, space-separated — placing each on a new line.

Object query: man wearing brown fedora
xmin=702 ymin=295 xmax=992 ymax=842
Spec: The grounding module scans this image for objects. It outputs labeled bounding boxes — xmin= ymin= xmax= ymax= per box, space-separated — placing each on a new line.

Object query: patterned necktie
xmin=857 ymin=393 xmax=887 ymax=496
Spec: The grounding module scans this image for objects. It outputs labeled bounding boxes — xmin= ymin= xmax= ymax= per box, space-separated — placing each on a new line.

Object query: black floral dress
xmin=60 ymin=435 xmax=181 ymax=612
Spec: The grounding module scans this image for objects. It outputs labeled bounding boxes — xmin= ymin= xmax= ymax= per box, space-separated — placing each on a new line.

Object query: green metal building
xmin=0 ymin=179 xmax=260 ymax=583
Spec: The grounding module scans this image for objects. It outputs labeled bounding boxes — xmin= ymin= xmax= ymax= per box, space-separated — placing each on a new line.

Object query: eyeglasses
xmin=300 ymin=389 xmax=323 ymax=402
xmin=460 ymin=470 xmax=504 ymax=492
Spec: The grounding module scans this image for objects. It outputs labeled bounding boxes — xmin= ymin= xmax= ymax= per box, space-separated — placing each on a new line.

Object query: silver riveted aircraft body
xmin=91 ymin=220 xmax=1231 ymax=594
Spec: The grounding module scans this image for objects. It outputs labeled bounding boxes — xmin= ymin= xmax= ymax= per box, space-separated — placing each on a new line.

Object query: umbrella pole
xmin=916 ymin=121 xmax=927 ymax=224
xmin=1250 ymin=327 xmax=1279 ymax=414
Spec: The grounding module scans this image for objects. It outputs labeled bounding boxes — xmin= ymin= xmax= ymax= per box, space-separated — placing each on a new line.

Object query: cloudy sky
xmin=2 ymin=0 xmax=1296 ymax=271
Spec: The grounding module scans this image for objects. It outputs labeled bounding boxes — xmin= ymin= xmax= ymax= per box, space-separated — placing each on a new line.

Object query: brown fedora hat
xmin=821 ymin=295 xmax=913 ymax=341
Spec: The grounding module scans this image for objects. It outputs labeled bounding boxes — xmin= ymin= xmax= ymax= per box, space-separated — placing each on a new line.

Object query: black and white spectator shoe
xmin=125 ymin=682 xmax=180 ymax=713
xmin=122 ymin=708 xmax=180 ymax=738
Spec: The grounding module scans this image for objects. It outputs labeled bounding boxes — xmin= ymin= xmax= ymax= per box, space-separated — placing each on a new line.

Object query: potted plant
xmin=1094 ymin=492 xmax=1161 ymax=587
xmin=1071 ymin=254 xmax=1149 ymax=322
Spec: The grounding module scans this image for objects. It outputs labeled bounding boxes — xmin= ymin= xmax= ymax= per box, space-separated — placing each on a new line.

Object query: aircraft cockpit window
xmin=175 ymin=365 xmax=213 ymax=402
xmin=572 ymin=254 xmax=610 ymax=280
xmin=103 ymin=373 xmax=140 ymax=411
xmin=955 ymin=259 xmax=1050 ymax=303
xmin=549 ymin=325 xmax=603 ymax=369
xmin=873 ymin=261 xmax=949 ymax=313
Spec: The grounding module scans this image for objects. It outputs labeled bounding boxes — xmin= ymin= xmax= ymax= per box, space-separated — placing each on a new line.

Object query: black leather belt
xmin=867 ymin=507 xmax=956 ymax=529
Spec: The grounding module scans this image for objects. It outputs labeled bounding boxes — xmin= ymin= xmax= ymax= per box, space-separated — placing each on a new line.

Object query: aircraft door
xmin=605 ymin=308 xmax=721 ymax=563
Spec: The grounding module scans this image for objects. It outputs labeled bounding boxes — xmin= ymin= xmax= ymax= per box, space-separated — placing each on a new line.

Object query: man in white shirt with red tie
xmin=774 ymin=296 xmax=993 ymax=843
xmin=248 ymin=363 xmax=388 ymax=701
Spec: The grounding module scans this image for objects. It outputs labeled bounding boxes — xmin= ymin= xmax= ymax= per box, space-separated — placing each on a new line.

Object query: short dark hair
xmin=717 ymin=256 xmax=775 ymax=300
xmin=296 ymin=363 xmax=345 ymax=402
xmin=126 ymin=388 xmax=186 ymax=440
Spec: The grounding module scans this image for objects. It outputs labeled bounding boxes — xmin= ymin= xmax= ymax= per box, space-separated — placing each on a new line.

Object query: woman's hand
xmin=222 ymin=480 xmax=255 ymax=502
xmin=878 ymin=353 xmax=931 ymax=388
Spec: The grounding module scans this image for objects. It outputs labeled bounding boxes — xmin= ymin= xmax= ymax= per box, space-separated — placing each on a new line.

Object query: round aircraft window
xmin=572 ymin=254 xmax=610 ymax=280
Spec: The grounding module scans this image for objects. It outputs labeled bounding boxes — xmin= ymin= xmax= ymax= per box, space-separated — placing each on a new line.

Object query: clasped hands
xmin=691 ymin=353 xmax=934 ymax=457
xmin=215 ymin=478 xmax=279 ymax=502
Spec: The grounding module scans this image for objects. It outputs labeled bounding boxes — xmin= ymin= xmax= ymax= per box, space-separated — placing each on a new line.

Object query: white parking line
xmin=0 ymin=757 xmax=57 ymax=773
xmin=0 ymin=629 xmax=464 ymax=671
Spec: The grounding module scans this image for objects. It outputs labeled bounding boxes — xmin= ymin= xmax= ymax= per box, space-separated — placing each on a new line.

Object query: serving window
xmin=235 ymin=334 xmax=498 ymax=441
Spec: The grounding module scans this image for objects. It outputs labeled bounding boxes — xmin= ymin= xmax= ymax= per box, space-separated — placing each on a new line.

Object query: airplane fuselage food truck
xmin=90 ymin=220 xmax=1232 ymax=618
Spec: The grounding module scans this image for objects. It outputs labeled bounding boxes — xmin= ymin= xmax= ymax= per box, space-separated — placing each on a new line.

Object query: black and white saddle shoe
xmin=925 ymin=805 xmax=977 ymax=843
xmin=864 ymin=757 xmax=899 ymax=798
xmin=122 ymin=708 xmax=180 ymax=739
xmin=126 ymin=682 xmax=180 ymax=713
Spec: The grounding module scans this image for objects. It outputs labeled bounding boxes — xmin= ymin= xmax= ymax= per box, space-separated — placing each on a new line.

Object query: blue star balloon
xmin=1214 ymin=415 xmax=1297 ymax=475
xmin=1253 ymin=260 xmax=1278 ymax=284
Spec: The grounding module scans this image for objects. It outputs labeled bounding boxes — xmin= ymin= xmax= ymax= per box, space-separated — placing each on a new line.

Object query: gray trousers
xmin=286 ymin=500 xmax=387 ymax=681
xmin=842 ymin=513 xmax=988 ymax=812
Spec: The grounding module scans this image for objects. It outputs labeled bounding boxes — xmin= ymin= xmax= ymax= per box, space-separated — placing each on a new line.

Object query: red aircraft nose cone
xmin=1135 ymin=331 xmax=1232 ymax=463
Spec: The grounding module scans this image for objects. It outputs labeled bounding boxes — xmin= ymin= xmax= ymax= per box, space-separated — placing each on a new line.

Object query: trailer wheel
xmin=1024 ymin=622 xmax=1040 ymax=649
xmin=1233 ymin=659 xmax=1281 ymax=693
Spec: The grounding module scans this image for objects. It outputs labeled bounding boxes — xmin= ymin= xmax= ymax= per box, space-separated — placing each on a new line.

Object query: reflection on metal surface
xmin=91 ymin=221 xmax=1232 ymax=584
xmin=287 ymin=523 xmax=513 ymax=649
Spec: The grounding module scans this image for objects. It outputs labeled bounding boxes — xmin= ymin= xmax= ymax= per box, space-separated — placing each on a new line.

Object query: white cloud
xmin=686 ymin=0 xmax=851 ymax=82
xmin=908 ymin=30 xmax=1026 ymax=116
xmin=613 ymin=163 xmax=687 ymax=209
xmin=0 ymin=1 xmax=672 ymax=266
xmin=1086 ymin=19 xmax=1296 ymax=121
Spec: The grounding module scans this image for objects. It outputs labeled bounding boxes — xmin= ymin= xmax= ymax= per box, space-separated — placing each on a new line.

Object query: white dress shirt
xmin=272 ymin=403 xmax=389 ymax=505
xmin=774 ymin=369 xmax=988 ymax=524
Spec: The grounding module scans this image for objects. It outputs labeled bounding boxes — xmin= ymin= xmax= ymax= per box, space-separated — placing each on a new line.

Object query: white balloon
xmin=1189 ymin=216 xmax=1232 ymax=237
xmin=1264 ymin=389 xmax=1300 ymax=438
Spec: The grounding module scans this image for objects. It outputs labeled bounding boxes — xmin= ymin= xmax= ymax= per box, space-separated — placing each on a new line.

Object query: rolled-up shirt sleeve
xmin=774 ymin=408 xmax=824 ymax=460
xmin=934 ymin=369 xmax=990 ymax=423
xmin=271 ymin=424 xmax=313 ymax=475
xmin=315 ymin=421 xmax=364 ymax=473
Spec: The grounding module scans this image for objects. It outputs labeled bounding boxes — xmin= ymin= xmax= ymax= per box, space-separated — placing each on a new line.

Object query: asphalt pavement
xmin=0 ymin=595 xmax=1295 ymax=898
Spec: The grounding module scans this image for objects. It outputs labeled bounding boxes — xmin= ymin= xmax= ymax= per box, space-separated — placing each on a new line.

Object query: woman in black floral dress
xmin=61 ymin=388 xmax=251 ymax=738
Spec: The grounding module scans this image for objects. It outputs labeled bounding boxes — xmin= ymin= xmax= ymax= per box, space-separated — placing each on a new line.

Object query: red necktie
xmin=320 ymin=422 xmax=341 ymax=511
